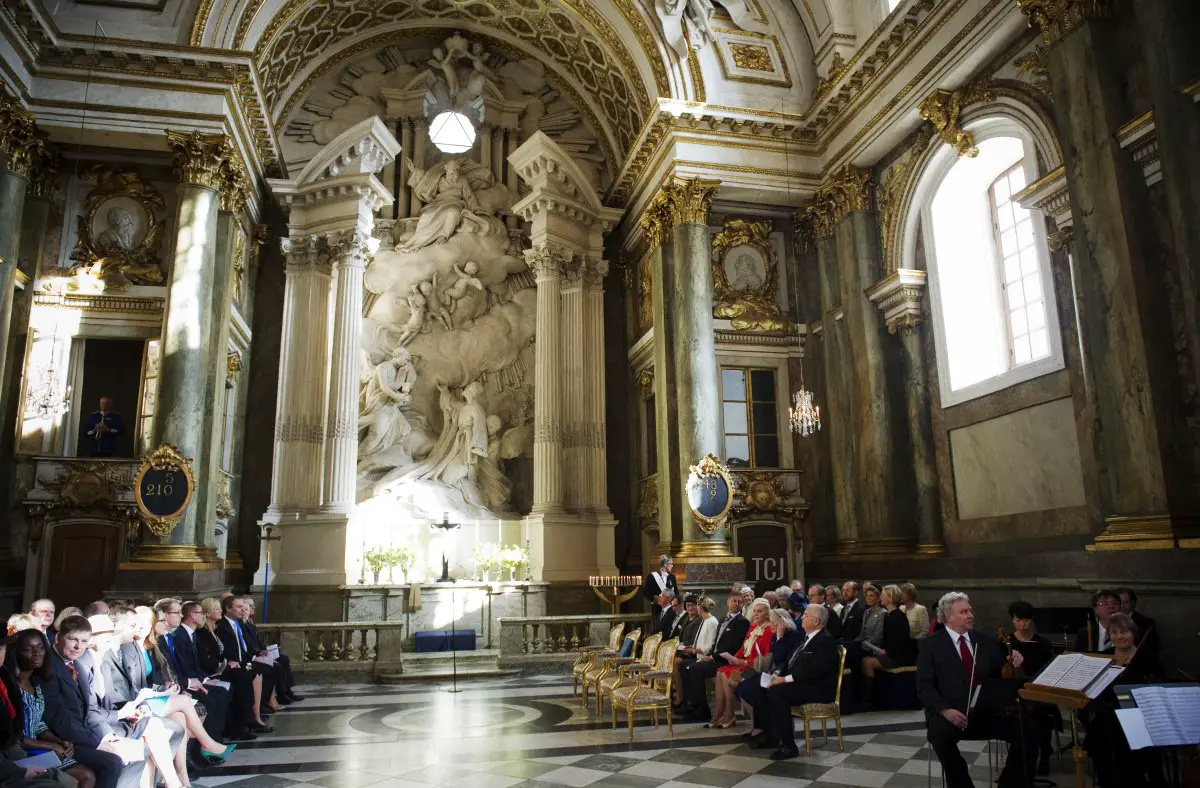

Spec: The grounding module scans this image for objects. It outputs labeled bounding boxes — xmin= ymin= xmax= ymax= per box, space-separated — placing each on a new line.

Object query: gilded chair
xmin=596 ymin=632 xmax=662 ymax=715
xmin=611 ymin=637 xmax=680 ymax=741
xmin=790 ymin=644 xmax=848 ymax=755
xmin=583 ymin=629 xmax=640 ymax=708
xmin=572 ymin=623 xmax=625 ymax=697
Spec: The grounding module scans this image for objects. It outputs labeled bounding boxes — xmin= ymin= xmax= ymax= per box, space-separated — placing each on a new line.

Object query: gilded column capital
xmin=27 ymin=137 xmax=61 ymax=198
xmin=0 ymin=95 xmax=48 ymax=181
xmin=1047 ymin=226 xmax=1074 ymax=253
xmin=1016 ymin=0 xmax=1112 ymax=47
xmin=166 ymin=130 xmax=237 ymax=190
xmin=219 ymin=159 xmax=252 ymax=214
xmin=664 ymin=177 xmax=720 ymax=226
xmin=524 ymin=243 xmax=574 ymax=278
xmin=802 ymin=165 xmax=872 ymax=239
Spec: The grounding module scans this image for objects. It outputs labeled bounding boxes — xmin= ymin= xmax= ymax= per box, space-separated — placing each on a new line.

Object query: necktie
xmin=66 ymin=662 xmax=78 ymax=683
xmin=235 ymin=621 xmax=247 ymax=654
xmin=0 ymin=677 xmax=14 ymax=721
xmin=959 ymin=635 xmax=976 ymax=689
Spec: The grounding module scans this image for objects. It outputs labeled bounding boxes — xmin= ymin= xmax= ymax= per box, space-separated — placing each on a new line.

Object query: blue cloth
xmin=235 ymin=621 xmax=248 ymax=652
xmin=83 ymin=410 xmax=124 ymax=457
xmin=142 ymin=647 xmax=153 ymax=678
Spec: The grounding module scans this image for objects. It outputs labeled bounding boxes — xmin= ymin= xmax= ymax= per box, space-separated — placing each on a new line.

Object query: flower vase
xmin=508 ymin=569 xmax=516 ymax=582
xmin=372 ymin=571 xmax=381 ymax=584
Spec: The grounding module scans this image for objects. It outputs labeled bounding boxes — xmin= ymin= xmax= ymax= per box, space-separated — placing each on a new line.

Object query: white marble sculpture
xmin=397 ymin=157 xmax=505 ymax=252
xmin=654 ymin=0 xmax=767 ymax=58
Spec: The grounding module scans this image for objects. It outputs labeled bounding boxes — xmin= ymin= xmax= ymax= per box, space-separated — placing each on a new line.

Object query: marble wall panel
xmin=949 ymin=397 xmax=1086 ymax=520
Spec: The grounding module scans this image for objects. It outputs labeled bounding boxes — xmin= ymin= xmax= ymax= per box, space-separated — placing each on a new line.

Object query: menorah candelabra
xmin=588 ymin=575 xmax=642 ymax=615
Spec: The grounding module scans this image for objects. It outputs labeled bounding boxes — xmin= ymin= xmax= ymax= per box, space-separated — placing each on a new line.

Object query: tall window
xmin=721 ymin=368 xmax=779 ymax=468
xmin=990 ymin=163 xmax=1049 ymax=365
xmin=136 ymin=339 xmax=160 ymax=455
xmin=925 ymin=135 xmax=1061 ymax=404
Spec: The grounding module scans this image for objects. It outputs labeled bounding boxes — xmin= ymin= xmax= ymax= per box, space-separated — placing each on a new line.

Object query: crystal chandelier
xmin=25 ymin=362 xmax=71 ymax=421
xmin=789 ymin=378 xmax=821 ymax=437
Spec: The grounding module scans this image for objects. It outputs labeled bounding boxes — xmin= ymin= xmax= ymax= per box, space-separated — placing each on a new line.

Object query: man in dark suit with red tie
xmin=917 ymin=592 xmax=1037 ymax=788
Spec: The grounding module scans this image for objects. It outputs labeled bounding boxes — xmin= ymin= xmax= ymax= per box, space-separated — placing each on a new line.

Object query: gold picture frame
xmin=134 ymin=444 xmax=195 ymax=539
xmin=711 ymin=218 xmax=790 ymax=333
xmin=70 ymin=167 xmax=166 ymax=289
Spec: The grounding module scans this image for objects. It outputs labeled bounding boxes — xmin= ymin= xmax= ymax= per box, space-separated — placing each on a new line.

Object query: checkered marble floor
xmin=192 ymin=677 xmax=1077 ymax=788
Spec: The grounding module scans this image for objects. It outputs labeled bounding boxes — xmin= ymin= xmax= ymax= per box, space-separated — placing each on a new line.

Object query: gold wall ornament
xmin=876 ymin=137 xmax=928 ymax=275
xmin=802 ymin=165 xmax=872 ymax=240
xmin=636 ymin=474 xmax=659 ymax=520
xmin=27 ymin=136 xmax=62 ymax=198
xmin=734 ymin=471 xmax=785 ymax=512
xmin=640 ymin=189 xmax=676 ymax=249
xmin=220 ymin=158 xmax=252 ymax=214
xmin=165 ymin=130 xmax=237 ymax=190
xmin=638 ymin=253 xmax=654 ymax=332
xmin=1017 ymin=0 xmax=1111 ymax=47
xmin=232 ymin=229 xmax=246 ymax=306
xmin=729 ymin=43 xmax=772 ymax=72
xmin=812 ymin=51 xmax=847 ymax=102
xmin=664 ymin=177 xmax=721 ymax=226
xmin=0 ymin=94 xmax=46 ymax=181
xmin=685 ymin=454 xmax=735 ymax=536
xmin=636 ymin=368 xmax=654 ymax=392
xmin=710 ymin=218 xmax=790 ymax=333
xmin=919 ymin=88 xmax=979 ymax=158
xmin=226 ymin=351 xmax=242 ymax=385
xmin=1014 ymin=46 xmax=1051 ymax=95
xmin=134 ymin=444 xmax=196 ymax=539
xmin=68 ymin=167 xmax=167 ymax=289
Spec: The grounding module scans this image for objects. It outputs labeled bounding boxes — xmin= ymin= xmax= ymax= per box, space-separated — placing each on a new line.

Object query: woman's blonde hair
xmin=900 ymin=583 xmax=918 ymax=603
xmin=881 ymin=584 xmax=903 ymax=608
xmin=697 ymin=596 xmax=716 ymax=613
xmin=199 ymin=597 xmax=222 ymax=631
xmin=769 ymin=607 xmax=797 ymax=632
xmin=54 ymin=607 xmax=82 ymax=630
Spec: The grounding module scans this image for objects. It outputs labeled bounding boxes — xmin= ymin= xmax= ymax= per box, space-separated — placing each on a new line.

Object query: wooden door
xmin=736 ymin=523 xmax=789 ymax=597
xmin=46 ymin=522 xmax=120 ymax=608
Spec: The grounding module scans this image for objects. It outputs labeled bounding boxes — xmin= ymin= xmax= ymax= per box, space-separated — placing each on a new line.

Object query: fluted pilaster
xmin=560 ymin=255 xmax=585 ymax=511
xmin=582 ymin=257 xmax=609 ymax=512
xmin=527 ymin=243 xmax=569 ymax=513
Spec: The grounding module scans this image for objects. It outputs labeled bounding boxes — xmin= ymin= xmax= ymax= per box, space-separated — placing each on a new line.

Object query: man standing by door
xmin=84 ymin=396 xmax=126 ymax=457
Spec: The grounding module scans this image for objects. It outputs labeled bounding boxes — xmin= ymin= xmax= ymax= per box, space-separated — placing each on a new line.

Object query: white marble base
xmin=343 ymin=581 xmax=547 ymax=649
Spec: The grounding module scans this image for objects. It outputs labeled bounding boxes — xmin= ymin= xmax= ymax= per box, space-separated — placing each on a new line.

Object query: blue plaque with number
xmin=685 ymin=454 xmax=734 ymax=535
xmin=135 ymin=444 xmax=195 ymax=538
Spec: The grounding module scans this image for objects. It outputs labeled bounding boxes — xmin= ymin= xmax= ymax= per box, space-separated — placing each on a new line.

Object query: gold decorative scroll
xmin=710 ymin=218 xmax=790 ymax=333
xmin=638 ymin=253 xmax=654 ymax=332
xmin=0 ymin=94 xmax=56 ymax=184
xmin=226 ymin=351 xmax=242 ymax=385
xmin=802 ymin=165 xmax=871 ymax=240
xmin=1014 ymin=46 xmax=1051 ymax=95
xmin=918 ymin=81 xmax=996 ymax=159
xmin=1017 ymin=0 xmax=1111 ymax=47
xmin=165 ymin=130 xmax=237 ymax=191
xmin=640 ymin=188 xmax=676 ymax=249
xmin=730 ymin=43 xmax=772 ymax=72
xmin=134 ymin=444 xmax=196 ymax=539
xmin=69 ymin=167 xmax=167 ymax=288
xmin=220 ymin=158 xmax=252 ymax=214
xmin=664 ymin=177 xmax=721 ymax=226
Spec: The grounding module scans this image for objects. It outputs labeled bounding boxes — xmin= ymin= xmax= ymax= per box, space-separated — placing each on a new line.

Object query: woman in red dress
xmin=707 ymin=598 xmax=773 ymax=728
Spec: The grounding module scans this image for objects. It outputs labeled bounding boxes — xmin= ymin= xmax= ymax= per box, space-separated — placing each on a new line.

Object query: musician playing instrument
xmin=1002 ymin=601 xmax=1058 ymax=776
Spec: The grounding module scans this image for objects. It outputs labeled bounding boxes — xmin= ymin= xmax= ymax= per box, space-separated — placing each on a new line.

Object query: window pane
xmin=1014 ymin=336 xmax=1032 ymax=364
xmin=723 ymin=402 xmax=748 ymax=433
xmin=1004 ymin=255 xmax=1022 ymax=283
xmin=1008 ymin=280 xmax=1026 ymax=308
xmin=752 ymin=402 xmax=777 ymax=435
xmin=749 ymin=369 xmax=776 ymax=402
xmin=1029 ymin=328 xmax=1050 ymax=359
xmin=1021 ymin=252 xmax=1040 ymax=277
xmin=1008 ymin=166 xmax=1027 ymax=192
xmin=1023 ymin=274 xmax=1043 ymax=303
xmin=998 ymin=205 xmax=1015 ymax=230
xmin=1000 ymin=228 xmax=1018 ymax=254
xmin=1011 ymin=307 xmax=1029 ymax=336
xmin=725 ymin=435 xmax=750 ymax=467
xmin=1028 ymin=304 xmax=1046 ymax=331
xmin=722 ymin=369 xmax=746 ymax=401
xmin=753 ymin=436 xmax=779 ymax=468
xmin=993 ymin=177 xmax=1011 ymax=201
xmin=1015 ymin=220 xmax=1034 ymax=249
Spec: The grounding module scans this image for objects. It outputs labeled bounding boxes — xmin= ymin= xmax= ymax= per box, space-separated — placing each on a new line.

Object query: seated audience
xmin=6 ymin=616 xmax=37 ymax=638
xmin=1075 ymin=588 xmax=1119 ymax=652
xmin=241 ymin=598 xmax=301 ymax=705
xmin=860 ymin=584 xmax=916 ymax=709
xmin=824 ymin=585 xmax=843 ymax=616
xmin=52 ymin=610 xmax=82 ymax=637
xmin=173 ymin=602 xmax=256 ymax=743
xmin=1115 ymin=587 xmax=1159 ymax=668
xmin=679 ymin=594 xmax=749 ymax=721
xmin=642 ymin=556 xmax=678 ymax=621
xmin=762 ymin=591 xmax=779 ymax=609
xmin=749 ymin=604 xmax=841 ymax=761
xmin=1084 ymin=612 xmax=1165 ymax=787
xmin=807 ymin=585 xmax=841 ymax=639
xmin=80 ymin=603 xmax=108 ymax=620
xmin=669 ymin=596 xmax=703 ymax=705
xmin=736 ymin=609 xmax=801 ymax=740
xmin=707 ymin=598 xmax=772 ymax=729
xmin=918 ymin=592 xmax=1036 ymax=788
xmin=900 ymin=584 xmax=929 ymax=640
xmin=739 ymin=585 xmax=754 ymax=608
xmin=659 ymin=595 xmax=685 ymax=639
xmin=28 ymin=602 xmax=55 ymax=649
xmin=838 ymin=582 xmax=864 ymax=640
xmin=4 ymin=629 xmax=98 ymax=787
xmin=213 ymin=598 xmax=273 ymax=734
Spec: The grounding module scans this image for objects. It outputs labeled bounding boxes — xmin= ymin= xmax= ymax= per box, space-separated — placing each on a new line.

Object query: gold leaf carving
xmin=730 ymin=43 xmax=772 ymax=72
xmin=1014 ymin=46 xmax=1051 ymax=95
xmin=165 ymin=130 xmax=238 ymax=191
xmin=69 ymin=167 xmax=167 ymax=289
xmin=801 ymin=166 xmax=872 ymax=240
xmin=711 ymin=218 xmax=790 ymax=333
xmin=1017 ymin=0 xmax=1111 ymax=47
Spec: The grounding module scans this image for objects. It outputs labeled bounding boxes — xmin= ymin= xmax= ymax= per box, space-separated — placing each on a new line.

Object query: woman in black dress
xmin=859 ymin=584 xmax=916 ymax=708
xmin=1007 ymin=600 xmax=1058 ymax=774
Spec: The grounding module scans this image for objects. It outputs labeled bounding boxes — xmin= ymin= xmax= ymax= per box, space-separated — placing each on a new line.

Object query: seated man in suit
xmin=241 ymin=597 xmax=302 ymax=705
xmin=214 ymin=597 xmax=274 ymax=734
xmin=1115 ymin=587 xmax=1159 ymax=667
xmin=1074 ymin=589 xmax=1119 ymax=653
xmin=679 ymin=594 xmax=750 ymax=721
xmin=918 ymin=592 xmax=1037 ymax=788
xmin=750 ymin=604 xmax=840 ymax=760
xmin=838 ymin=581 xmax=864 ymax=641
xmin=155 ymin=599 xmax=233 ymax=750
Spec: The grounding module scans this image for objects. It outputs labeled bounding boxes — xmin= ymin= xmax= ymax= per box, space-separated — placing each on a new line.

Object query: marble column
xmin=1020 ymin=1 xmax=1200 ymax=546
xmin=527 ymin=243 xmax=567 ymax=514
xmin=663 ymin=178 xmax=730 ymax=559
xmin=322 ymin=230 xmax=372 ymax=513
xmin=148 ymin=130 xmax=242 ymax=562
xmin=866 ymin=270 xmax=944 ymax=554
xmin=560 ymin=256 xmax=584 ymax=511
xmin=644 ymin=236 xmax=682 ymax=549
xmin=582 ymin=257 xmax=610 ymax=512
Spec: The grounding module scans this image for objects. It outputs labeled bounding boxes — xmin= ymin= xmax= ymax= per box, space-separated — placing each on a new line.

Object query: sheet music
xmin=1032 ymin=653 xmax=1110 ymax=691
xmin=1131 ymin=685 xmax=1200 ymax=747
xmin=1085 ymin=666 xmax=1125 ymax=699
xmin=1032 ymin=653 xmax=1081 ymax=687
xmin=1115 ymin=708 xmax=1153 ymax=750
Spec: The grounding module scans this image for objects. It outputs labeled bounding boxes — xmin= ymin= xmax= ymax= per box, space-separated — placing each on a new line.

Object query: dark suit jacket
xmin=823 ymin=605 xmax=843 ymax=640
xmin=839 ymin=599 xmax=865 ymax=642
xmin=880 ymin=608 xmax=917 ymax=666
xmin=641 ymin=571 xmax=679 ymax=603
xmin=214 ymin=618 xmax=250 ymax=665
xmin=712 ymin=612 xmax=751 ymax=667
xmin=656 ymin=606 xmax=680 ymax=636
xmin=917 ymin=628 xmax=1006 ymax=715
xmin=782 ymin=629 xmax=840 ymax=703
xmin=195 ymin=627 xmax=225 ymax=676
xmin=39 ymin=650 xmax=108 ymax=748
xmin=242 ymin=621 xmax=268 ymax=653
xmin=169 ymin=626 xmax=205 ymax=681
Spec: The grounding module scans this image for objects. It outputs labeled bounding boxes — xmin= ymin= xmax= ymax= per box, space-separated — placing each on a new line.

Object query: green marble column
xmin=1021 ymin=1 xmax=1200 ymax=547
xmin=644 ymin=239 xmax=680 ymax=551
xmin=145 ymin=131 xmax=241 ymax=563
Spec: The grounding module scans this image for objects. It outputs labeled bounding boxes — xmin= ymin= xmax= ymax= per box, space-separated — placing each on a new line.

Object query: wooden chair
xmin=572 ymin=622 xmax=625 ymax=697
xmin=583 ymin=629 xmax=640 ymax=708
xmin=596 ymin=632 xmax=662 ymax=715
xmin=791 ymin=644 xmax=848 ymax=755
xmin=611 ymin=637 xmax=680 ymax=741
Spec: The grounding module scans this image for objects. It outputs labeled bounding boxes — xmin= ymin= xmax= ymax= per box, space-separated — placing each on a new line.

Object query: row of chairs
xmin=569 ymin=623 xmax=850 ymax=755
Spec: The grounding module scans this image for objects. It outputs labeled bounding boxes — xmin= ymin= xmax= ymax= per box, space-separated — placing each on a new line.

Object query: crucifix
xmin=259 ymin=525 xmax=281 ymax=623
xmin=431 ymin=512 xmax=460 ymax=583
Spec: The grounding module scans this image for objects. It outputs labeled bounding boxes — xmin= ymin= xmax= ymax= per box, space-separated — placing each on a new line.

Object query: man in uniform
xmin=84 ymin=396 xmax=125 ymax=457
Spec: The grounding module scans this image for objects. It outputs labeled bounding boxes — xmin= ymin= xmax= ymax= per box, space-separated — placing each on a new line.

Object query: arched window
xmin=923 ymin=134 xmax=1063 ymax=405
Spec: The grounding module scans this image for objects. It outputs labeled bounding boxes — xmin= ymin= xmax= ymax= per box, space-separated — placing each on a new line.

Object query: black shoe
xmin=769 ymin=746 xmax=800 ymax=761
xmin=249 ymin=723 xmax=274 ymax=733
xmin=688 ymin=707 xmax=711 ymax=721
xmin=288 ymin=694 xmax=305 ymax=702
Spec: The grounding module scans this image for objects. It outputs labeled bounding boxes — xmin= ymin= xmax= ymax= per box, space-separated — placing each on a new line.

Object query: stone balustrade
xmin=256 ymin=621 xmax=405 ymax=676
xmin=498 ymin=613 xmax=651 ymax=663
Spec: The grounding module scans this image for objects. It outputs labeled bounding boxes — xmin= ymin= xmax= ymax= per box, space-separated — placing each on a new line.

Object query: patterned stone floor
xmin=192 ymin=675 xmax=1078 ymax=788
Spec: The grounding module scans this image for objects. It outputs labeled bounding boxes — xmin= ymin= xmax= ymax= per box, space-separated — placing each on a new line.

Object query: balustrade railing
xmin=499 ymin=614 xmax=651 ymax=659
xmin=257 ymin=621 xmax=405 ymax=670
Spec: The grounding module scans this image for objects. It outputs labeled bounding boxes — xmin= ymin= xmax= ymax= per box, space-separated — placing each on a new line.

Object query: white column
xmin=322 ymin=230 xmax=371 ymax=512
xmin=526 ymin=243 xmax=567 ymax=513
xmin=560 ymin=259 xmax=584 ymax=511
xmin=583 ymin=257 xmax=610 ymax=513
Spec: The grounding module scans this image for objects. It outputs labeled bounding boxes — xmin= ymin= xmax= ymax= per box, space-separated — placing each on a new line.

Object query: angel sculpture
xmin=657 ymin=0 xmax=717 ymax=57
xmin=396 ymin=282 xmax=429 ymax=346
xmin=426 ymin=274 xmax=454 ymax=332
xmin=396 ymin=158 xmax=503 ymax=253
xmin=441 ymin=261 xmax=485 ymax=324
